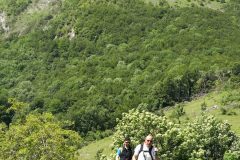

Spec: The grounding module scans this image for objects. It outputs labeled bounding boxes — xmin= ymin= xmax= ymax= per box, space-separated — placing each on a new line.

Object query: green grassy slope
xmin=0 ymin=0 xmax=60 ymax=37
xmin=49 ymin=84 xmax=240 ymax=159
xmin=79 ymin=88 xmax=240 ymax=160
xmin=77 ymin=136 xmax=113 ymax=160
xmin=165 ymin=88 xmax=240 ymax=135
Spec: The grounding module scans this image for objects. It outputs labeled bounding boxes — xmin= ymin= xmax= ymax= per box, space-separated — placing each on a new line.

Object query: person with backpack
xmin=132 ymin=134 xmax=158 ymax=160
xmin=116 ymin=137 xmax=133 ymax=160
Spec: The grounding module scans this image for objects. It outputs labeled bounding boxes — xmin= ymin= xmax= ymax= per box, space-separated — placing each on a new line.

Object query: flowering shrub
xmin=110 ymin=109 xmax=238 ymax=160
xmin=224 ymin=138 xmax=240 ymax=160
xmin=181 ymin=115 xmax=236 ymax=159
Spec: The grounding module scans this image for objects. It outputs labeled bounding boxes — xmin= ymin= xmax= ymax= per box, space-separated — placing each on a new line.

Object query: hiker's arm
xmin=116 ymin=154 xmax=120 ymax=160
xmin=116 ymin=155 xmax=120 ymax=160
xmin=132 ymin=155 xmax=137 ymax=160
xmin=132 ymin=144 xmax=140 ymax=160
xmin=116 ymin=148 xmax=120 ymax=160
xmin=154 ymin=148 xmax=160 ymax=160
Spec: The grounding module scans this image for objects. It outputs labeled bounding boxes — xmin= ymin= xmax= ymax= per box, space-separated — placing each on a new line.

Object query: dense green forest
xmin=0 ymin=0 xmax=240 ymax=159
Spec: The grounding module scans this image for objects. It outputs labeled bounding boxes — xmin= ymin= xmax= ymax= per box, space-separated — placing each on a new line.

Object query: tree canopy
xmin=0 ymin=0 xmax=239 ymax=136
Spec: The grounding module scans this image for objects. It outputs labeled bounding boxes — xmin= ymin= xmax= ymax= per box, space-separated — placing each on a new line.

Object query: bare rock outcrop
xmin=0 ymin=12 xmax=9 ymax=32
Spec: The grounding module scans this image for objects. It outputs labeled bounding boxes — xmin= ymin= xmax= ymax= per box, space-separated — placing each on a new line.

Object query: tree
xmin=0 ymin=112 xmax=82 ymax=160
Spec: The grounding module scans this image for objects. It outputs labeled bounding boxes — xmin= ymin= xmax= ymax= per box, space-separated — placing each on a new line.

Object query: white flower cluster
xmin=106 ymin=109 xmax=239 ymax=160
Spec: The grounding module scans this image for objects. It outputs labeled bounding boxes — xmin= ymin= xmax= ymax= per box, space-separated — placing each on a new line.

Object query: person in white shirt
xmin=132 ymin=134 xmax=158 ymax=160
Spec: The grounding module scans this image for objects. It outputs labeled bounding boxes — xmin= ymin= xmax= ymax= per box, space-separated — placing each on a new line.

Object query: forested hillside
xmin=0 ymin=0 xmax=239 ymax=142
xmin=0 ymin=0 xmax=240 ymax=135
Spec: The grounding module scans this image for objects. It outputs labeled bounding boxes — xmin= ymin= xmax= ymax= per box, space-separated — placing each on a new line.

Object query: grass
xmin=218 ymin=114 xmax=240 ymax=135
xmin=78 ymin=88 xmax=240 ymax=160
xmin=3 ymin=0 xmax=60 ymax=37
xmin=77 ymin=136 xmax=114 ymax=160
xmin=165 ymin=88 xmax=240 ymax=136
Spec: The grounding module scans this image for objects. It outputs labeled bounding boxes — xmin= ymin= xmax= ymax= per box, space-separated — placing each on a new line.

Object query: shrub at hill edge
xmin=111 ymin=109 xmax=238 ymax=160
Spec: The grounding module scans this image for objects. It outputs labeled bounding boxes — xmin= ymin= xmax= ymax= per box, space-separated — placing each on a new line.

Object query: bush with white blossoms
xmin=224 ymin=137 xmax=240 ymax=160
xmin=110 ymin=109 xmax=238 ymax=160
xmin=181 ymin=115 xmax=236 ymax=159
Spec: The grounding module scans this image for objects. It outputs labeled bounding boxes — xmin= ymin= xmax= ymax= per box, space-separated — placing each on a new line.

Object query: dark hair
xmin=124 ymin=137 xmax=131 ymax=141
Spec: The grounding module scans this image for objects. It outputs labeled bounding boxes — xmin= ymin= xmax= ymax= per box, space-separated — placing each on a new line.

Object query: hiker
xmin=116 ymin=137 xmax=133 ymax=160
xmin=132 ymin=134 xmax=158 ymax=160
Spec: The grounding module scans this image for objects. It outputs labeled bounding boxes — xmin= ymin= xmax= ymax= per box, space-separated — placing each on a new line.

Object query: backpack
xmin=138 ymin=144 xmax=153 ymax=160
xmin=119 ymin=146 xmax=133 ymax=160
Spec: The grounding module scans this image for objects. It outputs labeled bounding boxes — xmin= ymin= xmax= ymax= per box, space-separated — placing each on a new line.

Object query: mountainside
xmin=0 ymin=0 xmax=240 ymax=159
xmin=79 ymin=88 xmax=240 ymax=160
xmin=0 ymin=0 xmax=239 ymax=137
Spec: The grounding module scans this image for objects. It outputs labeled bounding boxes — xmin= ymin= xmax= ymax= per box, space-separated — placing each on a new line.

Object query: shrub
xmin=110 ymin=109 xmax=237 ymax=160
